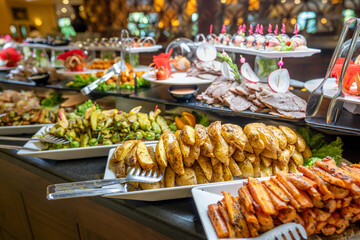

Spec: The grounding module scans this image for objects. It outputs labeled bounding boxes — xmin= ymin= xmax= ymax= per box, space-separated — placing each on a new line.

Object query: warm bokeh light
xmin=186 ymin=0 xmax=197 ymax=16
xmin=154 ymin=0 xmax=164 ymax=12
xmin=34 ymin=17 xmax=42 ymax=26
xmin=158 ymin=20 xmax=164 ymax=28
xmin=79 ymin=5 xmax=84 ymax=11
xmin=224 ymin=19 xmax=230 ymax=25
xmin=62 ymin=0 xmax=69 ymax=4
xmin=61 ymin=7 xmax=67 ymax=13
xmin=321 ymin=18 xmax=327 ymax=24
xmin=290 ymin=18 xmax=297 ymax=25
xmin=171 ymin=19 xmax=180 ymax=27
xmin=295 ymin=0 xmax=301 ymax=4
xmin=249 ymin=0 xmax=259 ymax=10
xmin=237 ymin=18 xmax=243 ymax=25
xmin=220 ymin=0 xmax=226 ymax=4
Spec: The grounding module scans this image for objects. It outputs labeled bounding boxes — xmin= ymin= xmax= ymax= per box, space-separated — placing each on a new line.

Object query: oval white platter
xmin=142 ymin=71 xmax=214 ymax=85
xmin=304 ymin=78 xmax=360 ymax=104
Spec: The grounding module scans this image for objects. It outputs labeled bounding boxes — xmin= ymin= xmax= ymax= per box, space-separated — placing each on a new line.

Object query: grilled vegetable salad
xmin=41 ymin=105 xmax=173 ymax=150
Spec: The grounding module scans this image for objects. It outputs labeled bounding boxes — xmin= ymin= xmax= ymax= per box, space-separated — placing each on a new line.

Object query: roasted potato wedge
xmin=229 ymin=157 xmax=242 ymax=177
xmin=115 ymin=160 xmax=126 ymax=178
xmin=221 ymin=123 xmax=247 ymax=151
xmin=113 ymin=140 xmax=138 ymax=163
xmin=279 ymin=126 xmax=297 ymax=145
xmin=211 ymin=162 xmax=225 ymax=182
xmin=223 ymin=164 xmax=233 ymax=181
xmin=208 ymin=121 xmax=230 ymax=165
xmin=267 ymin=126 xmax=288 ymax=150
xmin=272 ymin=161 xmax=282 ymax=175
xmin=211 ymin=157 xmax=220 ymax=166
xmin=125 ymin=143 xmax=139 ymax=166
xmin=246 ymin=153 xmax=257 ymax=164
xmin=195 ymin=124 xmax=208 ymax=147
xmin=233 ymin=149 xmax=246 ymax=162
xmin=184 ymin=144 xmax=200 ymax=167
xmin=200 ymin=137 xmax=215 ymax=158
xmin=260 ymin=163 xmax=273 ymax=177
xmin=244 ymin=141 xmax=254 ymax=153
xmin=136 ymin=142 xmax=154 ymax=171
xmin=287 ymin=144 xmax=296 ymax=157
xmin=292 ymin=149 xmax=304 ymax=166
xmin=163 ymin=132 xmax=185 ymax=175
xmin=180 ymin=125 xmax=196 ymax=145
xmin=260 ymin=155 xmax=272 ymax=168
xmin=228 ymin=144 xmax=236 ymax=156
xmin=155 ymin=136 xmax=168 ymax=168
xmin=238 ymin=159 xmax=254 ymax=178
xmin=295 ymin=132 xmax=306 ymax=152
xmin=302 ymin=145 xmax=312 ymax=160
xmin=175 ymin=130 xmax=191 ymax=159
xmin=288 ymin=159 xmax=298 ymax=173
xmin=139 ymin=150 xmax=161 ymax=190
xmin=164 ymin=166 xmax=175 ymax=187
xmin=175 ymin=167 xmax=197 ymax=186
xmin=197 ymin=155 xmax=213 ymax=181
xmin=278 ymin=148 xmax=291 ymax=166
xmin=194 ymin=163 xmax=209 ymax=184
xmin=261 ymin=149 xmax=277 ymax=159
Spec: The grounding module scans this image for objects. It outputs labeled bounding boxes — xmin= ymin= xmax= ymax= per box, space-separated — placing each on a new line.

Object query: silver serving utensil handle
xmin=0 ymin=144 xmax=40 ymax=151
xmin=327 ymin=18 xmax=360 ymax=124
xmin=47 ymin=188 xmax=124 ymax=200
xmin=306 ymin=17 xmax=357 ymax=117
xmin=80 ymin=71 xmax=115 ymax=95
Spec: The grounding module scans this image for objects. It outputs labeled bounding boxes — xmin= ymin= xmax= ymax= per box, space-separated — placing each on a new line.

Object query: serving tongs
xmin=306 ymin=17 xmax=359 ymax=118
xmin=0 ymin=135 xmax=69 ymax=151
xmin=327 ymin=19 xmax=360 ymax=124
xmin=80 ymin=30 xmax=135 ymax=95
xmin=47 ymin=167 xmax=163 ymax=200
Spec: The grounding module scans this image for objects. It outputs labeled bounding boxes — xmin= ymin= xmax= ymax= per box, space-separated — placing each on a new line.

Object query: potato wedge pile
xmin=111 ymin=121 xmax=312 ymax=189
xmin=208 ymin=157 xmax=360 ymax=238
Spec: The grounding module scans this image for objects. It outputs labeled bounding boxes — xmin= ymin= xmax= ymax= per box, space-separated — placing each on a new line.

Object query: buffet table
xmin=0 ymin=130 xmax=359 ymax=240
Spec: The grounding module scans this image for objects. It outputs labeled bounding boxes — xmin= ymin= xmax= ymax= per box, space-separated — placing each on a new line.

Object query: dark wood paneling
xmin=0 ymin=181 xmax=32 ymax=240
xmin=0 ymin=156 xmax=171 ymax=240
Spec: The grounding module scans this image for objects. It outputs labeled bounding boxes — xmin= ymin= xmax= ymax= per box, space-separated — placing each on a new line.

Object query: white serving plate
xmin=142 ymin=72 xmax=214 ymax=85
xmin=191 ymin=179 xmax=268 ymax=240
xmin=214 ymin=45 xmax=321 ymax=58
xmin=102 ymin=147 xmax=250 ymax=201
xmin=0 ymin=124 xmax=50 ymax=135
xmin=17 ymin=125 xmax=157 ymax=160
xmin=304 ymin=78 xmax=360 ymax=104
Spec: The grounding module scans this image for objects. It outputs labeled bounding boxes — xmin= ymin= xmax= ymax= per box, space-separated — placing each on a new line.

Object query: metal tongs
xmin=306 ymin=17 xmax=360 ymax=122
xmin=80 ymin=29 xmax=135 ymax=95
xmin=47 ymin=167 xmax=163 ymax=200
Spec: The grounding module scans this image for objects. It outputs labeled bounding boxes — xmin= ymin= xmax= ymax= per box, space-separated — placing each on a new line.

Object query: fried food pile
xmin=0 ymin=90 xmax=59 ymax=126
xmin=208 ymin=157 xmax=360 ymax=238
xmin=111 ymin=121 xmax=311 ymax=189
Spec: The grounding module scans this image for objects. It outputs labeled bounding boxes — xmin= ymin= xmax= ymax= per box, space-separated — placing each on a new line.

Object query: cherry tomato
xmin=156 ymin=67 xmax=168 ymax=80
xmin=74 ymin=64 xmax=84 ymax=72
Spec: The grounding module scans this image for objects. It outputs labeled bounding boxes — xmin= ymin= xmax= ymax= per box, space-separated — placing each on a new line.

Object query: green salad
xmin=297 ymin=126 xmax=343 ymax=167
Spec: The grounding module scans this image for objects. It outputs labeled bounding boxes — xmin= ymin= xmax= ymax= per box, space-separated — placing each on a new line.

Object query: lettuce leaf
xmin=297 ymin=126 xmax=343 ymax=167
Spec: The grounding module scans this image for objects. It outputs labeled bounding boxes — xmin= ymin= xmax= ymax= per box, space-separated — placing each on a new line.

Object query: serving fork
xmin=0 ymin=135 xmax=69 ymax=144
xmin=306 ymin=17 xmax=358 ymax=117
xmin=249 ymin=223 xmax=307 ymax=240
xmin=327 ymin=18 xmax=360 ymax=124
xmin=47 ymin=167 xmax=163 ymax=200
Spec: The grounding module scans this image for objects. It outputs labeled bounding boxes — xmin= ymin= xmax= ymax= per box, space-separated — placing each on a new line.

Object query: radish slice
xmin=221 ymin=62 xmax=235 ymax=80
xmin=267 ymin=68 xmax=290 ymax=93
xmin=240 ymin=62 xmax=260 ymax=83
xmin=196 ymin=43 xmax=217 ymax=62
